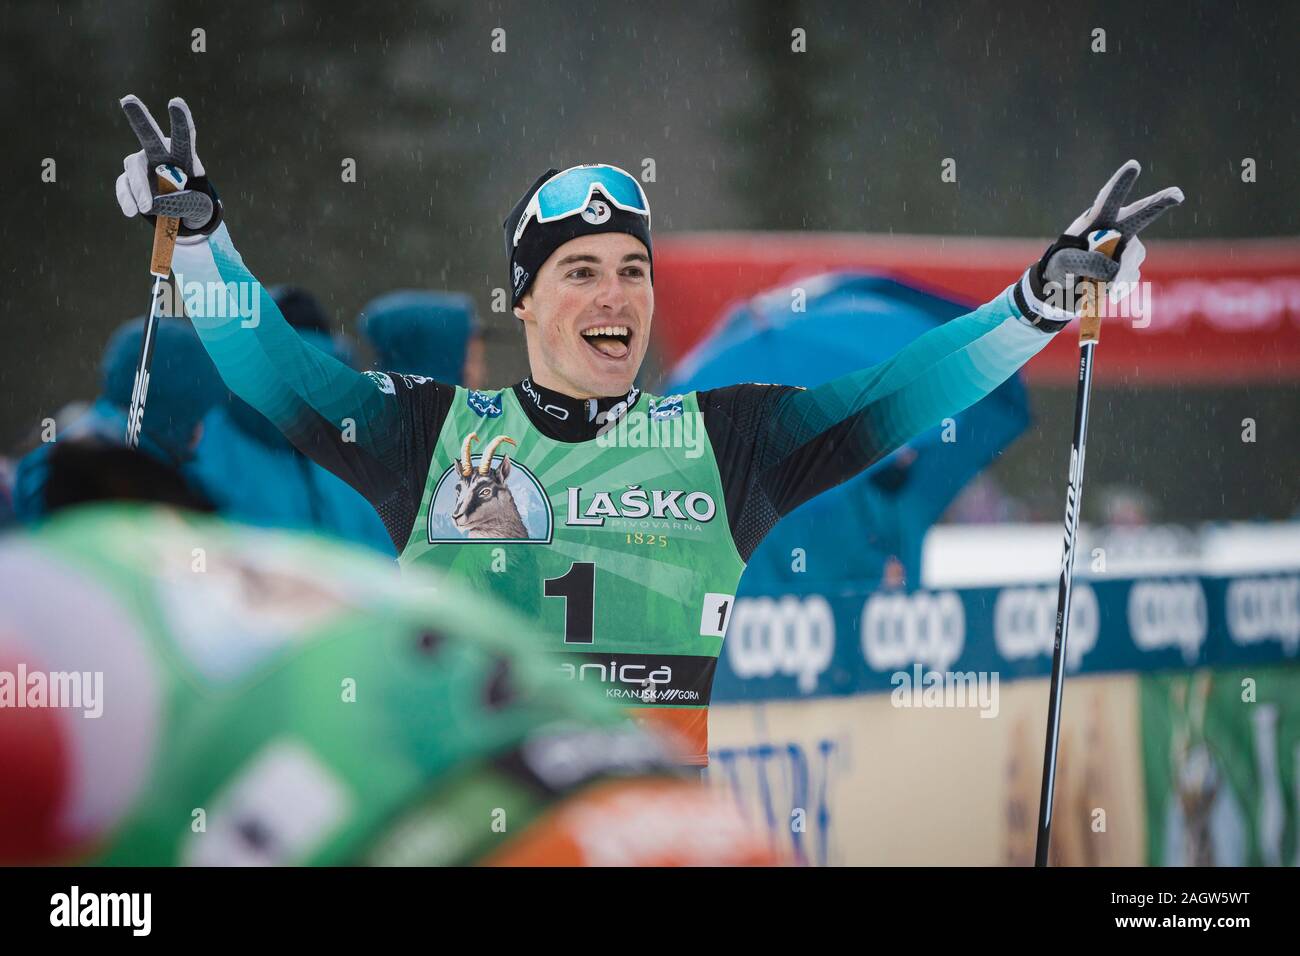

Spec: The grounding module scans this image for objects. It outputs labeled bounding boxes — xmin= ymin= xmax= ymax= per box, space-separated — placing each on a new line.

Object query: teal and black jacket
xmin=172 ymin=223 xmax=1062 ymax=558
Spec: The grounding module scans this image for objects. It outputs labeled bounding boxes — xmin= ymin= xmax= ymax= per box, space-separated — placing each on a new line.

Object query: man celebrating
xmin=114 ymin=95 xmax=1182 ymax=766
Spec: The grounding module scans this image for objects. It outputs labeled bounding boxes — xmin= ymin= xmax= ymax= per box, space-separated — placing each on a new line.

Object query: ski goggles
xmin=511 ymin=164 xmax=650 ymax=248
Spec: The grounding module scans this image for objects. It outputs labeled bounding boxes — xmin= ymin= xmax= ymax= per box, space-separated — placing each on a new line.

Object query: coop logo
xmin=861 ymin=590 xmax=965 ymax=673
xmin=1127 ymin=579 xmax=1207 ymax=664
xmin=1225 ymin=575 xmax=1300 ymax=656
xmin=726 ymin=595 xmax=835 ymax=693
xmin=994 ymin=583 xmax=1099 ymax=670
xmin=565 ymin=486 xmax=717 ymax=526
xmin=466 ymin=389 xmax=504 ymax=418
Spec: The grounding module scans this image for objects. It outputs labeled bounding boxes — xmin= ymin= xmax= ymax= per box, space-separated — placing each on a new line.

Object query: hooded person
xmin=188 ymin=286 xmax=394 ymax=554
xmin=358 ymin=290 xmax=482 ymax=388
xmin=11 ymin=316 xmax=222 ymax=522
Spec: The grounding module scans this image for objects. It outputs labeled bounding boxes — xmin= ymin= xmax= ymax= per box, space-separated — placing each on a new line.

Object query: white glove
xmin=115 ymin=94 xmax=220 ymax=234
xmin=1017 ymin=160 xmax=1184 ymax=329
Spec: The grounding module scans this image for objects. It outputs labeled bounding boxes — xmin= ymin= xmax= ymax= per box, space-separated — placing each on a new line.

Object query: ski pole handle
xmin=1079 ymin=229 xmax=1122 ymax=344
xmin=149 ymin=164 xmax=187 ymax=278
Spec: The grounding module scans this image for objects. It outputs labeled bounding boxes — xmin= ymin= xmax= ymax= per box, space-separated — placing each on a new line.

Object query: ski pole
xmin=1033 ymin=228 xmax=1122 ymax=867
xmin=125 ymin=163 xmax=186 ymax=448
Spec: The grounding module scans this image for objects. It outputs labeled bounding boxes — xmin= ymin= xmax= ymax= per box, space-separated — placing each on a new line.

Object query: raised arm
xmin=763 ymin=285 xmax=1048 ymax=505
xmin=704 ymin=161 xmax=1183 ymax=561
xmin=702 ymin=289 xmax=1049 ymax=561
xmin=113 ymin=95 xmax=422 ymax=524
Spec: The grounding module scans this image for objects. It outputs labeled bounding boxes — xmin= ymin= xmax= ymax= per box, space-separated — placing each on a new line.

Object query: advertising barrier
xmin=712 ymin=571 xmax=1299 ymax=703
xmin=705 ymin=526 xmax=1299 ymax=865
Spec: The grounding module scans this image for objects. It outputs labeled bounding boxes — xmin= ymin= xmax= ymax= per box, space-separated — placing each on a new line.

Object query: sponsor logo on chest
xmin=565 ymin=485 xmax=717 ymax=526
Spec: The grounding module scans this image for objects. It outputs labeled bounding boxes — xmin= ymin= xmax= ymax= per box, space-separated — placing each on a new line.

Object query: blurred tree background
xmin=1 ymin=0 xmax=1296 ymax=520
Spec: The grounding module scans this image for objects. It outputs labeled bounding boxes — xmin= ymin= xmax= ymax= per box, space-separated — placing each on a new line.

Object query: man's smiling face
xmin=513 ymin=232 xmax=653 ymax=399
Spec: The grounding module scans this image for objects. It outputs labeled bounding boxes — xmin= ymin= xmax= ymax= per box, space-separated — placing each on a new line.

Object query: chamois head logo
xmin=451 ymin=433 xmax=529 ymax=539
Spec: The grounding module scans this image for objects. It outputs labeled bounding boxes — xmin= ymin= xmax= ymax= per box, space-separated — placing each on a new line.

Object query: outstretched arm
xmin=762 ymin=284 xmax=1047 ymax=513
xmin=701 ymin=289 xmax=1047 ymax=560
xmin=703 ymin=161 xmax=1183 ymax=561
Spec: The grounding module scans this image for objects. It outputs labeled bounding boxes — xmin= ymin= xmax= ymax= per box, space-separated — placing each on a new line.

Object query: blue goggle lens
xmin=534 ymin=165 xmax=648 ymax=221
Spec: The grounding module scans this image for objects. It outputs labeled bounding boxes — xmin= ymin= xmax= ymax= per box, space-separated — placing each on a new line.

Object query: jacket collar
xmin=512 ymin=377 xmax=642 ymax=442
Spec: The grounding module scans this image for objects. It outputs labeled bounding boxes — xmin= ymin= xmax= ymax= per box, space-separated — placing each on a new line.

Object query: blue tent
xmin=664 ymin=272 xmax=1031 ymax=593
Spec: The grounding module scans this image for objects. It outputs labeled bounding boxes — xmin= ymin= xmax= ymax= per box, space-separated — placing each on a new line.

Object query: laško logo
xmin=565 ymin=485 xmax=717 ymax=526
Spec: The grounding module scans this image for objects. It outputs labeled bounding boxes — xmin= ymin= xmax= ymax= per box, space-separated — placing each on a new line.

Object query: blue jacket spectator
xmin=13 ymin=317 xmax=223 ymax=521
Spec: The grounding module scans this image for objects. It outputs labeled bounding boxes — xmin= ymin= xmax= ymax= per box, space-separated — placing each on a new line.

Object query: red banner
xmin=652 ymin=233 xmax=1300 ymax=384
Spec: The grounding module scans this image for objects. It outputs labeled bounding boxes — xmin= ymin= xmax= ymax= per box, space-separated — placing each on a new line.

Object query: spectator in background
xmin=944 ymin=473 xmax=1032 ymax=525
xmin=3 ymin=402 xmax=93 ymax=528
xmin=1098 ymin=485 xmax=1155 ymax=527
xmin=189 ymin=286 xmax=394 ymax=554
xmin=11 ymin=318 xmax=223 ymax=522
xmin=358 ymin=290 xmax=483 ymax=388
